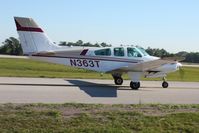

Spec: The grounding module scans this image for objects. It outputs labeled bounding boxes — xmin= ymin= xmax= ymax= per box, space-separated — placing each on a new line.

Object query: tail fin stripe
xmin=15 ymin=19 xmax=43 ymax=32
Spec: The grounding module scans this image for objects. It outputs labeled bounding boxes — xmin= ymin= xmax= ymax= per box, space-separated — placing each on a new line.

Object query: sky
xmin=0 ymin=0 xmax=199 ymax=53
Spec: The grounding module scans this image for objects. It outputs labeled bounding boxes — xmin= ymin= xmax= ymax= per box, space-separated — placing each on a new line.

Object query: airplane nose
xmin=177 ymin=62 xmax=182 ymax=67
xmin=176 ymin=62 xmax=182 ymax=69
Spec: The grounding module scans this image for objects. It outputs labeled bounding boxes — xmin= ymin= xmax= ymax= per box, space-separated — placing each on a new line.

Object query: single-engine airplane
xmin=14 ymin=17 xmax=182 ymax=90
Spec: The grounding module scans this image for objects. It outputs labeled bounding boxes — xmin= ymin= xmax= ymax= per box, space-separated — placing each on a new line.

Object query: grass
xmin=0 ymin=58 xmax=111 ymax=79
xmin=0 ymin=58 xmax=199 ymax=81
xmin=0 ymin=103 xmax=199 ymax=132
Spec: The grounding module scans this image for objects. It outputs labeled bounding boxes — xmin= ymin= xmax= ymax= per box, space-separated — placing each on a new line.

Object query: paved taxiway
xmin=0 ymin=77 xmax=199 ymax=104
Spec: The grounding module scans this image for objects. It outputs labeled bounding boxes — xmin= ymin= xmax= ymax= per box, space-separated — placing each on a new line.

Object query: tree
xmin=0 ymin=37 xmax=22 ymax=55
xmin=176 ymin=51 xmax=188 ymax=57
xmin=145 ymin=47 xmax=170 ymax=57
xmin=83 ymin=42 xmax=92 ymax=47
xmin=76 ymin=40 xmax=83 ymax=46
xmin=59 ymin=41 xmax=67 ymax=46
xmin=184 ymin=52 xmax=199 ymax=63
xmin=59 ymin=40 xmax=111 ymax=47
xmin=145 ymin=47 xmax=153 ymax=55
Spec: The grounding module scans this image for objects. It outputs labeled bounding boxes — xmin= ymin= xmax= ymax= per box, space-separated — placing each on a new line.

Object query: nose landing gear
xmin=162 ymin=77 xmax=169 ymax=88
xmin=130 ymin=81 xmax=140 ymax=90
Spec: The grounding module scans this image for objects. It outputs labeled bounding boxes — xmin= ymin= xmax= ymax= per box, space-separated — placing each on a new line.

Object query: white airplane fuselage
xmin=30 ymin=46 xmax=180 ymax=77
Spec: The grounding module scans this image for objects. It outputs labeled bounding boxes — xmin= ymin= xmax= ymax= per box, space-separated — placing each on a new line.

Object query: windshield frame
xmin=136 ymin=47 xmax=149 ymax=56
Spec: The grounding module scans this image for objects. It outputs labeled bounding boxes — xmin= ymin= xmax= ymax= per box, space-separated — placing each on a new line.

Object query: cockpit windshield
xmin=127 ymin=47 xmax=142 ymax=57
xmin=136 ymin=47 xmax=149 ymax=56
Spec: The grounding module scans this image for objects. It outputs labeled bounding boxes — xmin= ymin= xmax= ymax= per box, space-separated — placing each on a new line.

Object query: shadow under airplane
xmin=67 ymin=80 xmax=118 ymax=97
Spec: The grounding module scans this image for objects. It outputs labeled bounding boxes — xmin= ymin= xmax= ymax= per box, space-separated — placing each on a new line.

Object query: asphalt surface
xmin=0 ymin=77 xmax=199 ymax=104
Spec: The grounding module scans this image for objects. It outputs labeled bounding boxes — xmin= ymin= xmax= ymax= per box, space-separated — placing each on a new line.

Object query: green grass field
xmin=0 ymin=58 xmax=198 ymax=81
xmin=0 ymin=103 xmax=199 ymax=132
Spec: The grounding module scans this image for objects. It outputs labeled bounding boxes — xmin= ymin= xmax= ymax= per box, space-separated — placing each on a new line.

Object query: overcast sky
xmin=0 ymin=0 xmax=199 ymax=53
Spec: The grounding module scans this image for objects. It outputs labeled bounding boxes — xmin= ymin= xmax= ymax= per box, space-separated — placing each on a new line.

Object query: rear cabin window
xmin=114 ymin=47 xmax=124 ymax=56
xmin=127 ymin=47 xmax=142 ymax=57
xmin=94 ymin=48 xmax=111 ymax=56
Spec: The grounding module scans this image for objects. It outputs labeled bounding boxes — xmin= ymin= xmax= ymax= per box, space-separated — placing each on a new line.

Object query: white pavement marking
xmin=0 ymin=77 xmax=199 ymax=104
xmin=0 ymin=55 xmax=28 ymax=59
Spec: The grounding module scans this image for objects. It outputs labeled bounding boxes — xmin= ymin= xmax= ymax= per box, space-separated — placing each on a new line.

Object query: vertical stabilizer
xmin=14 ymin=17 xmax=59 ymax=55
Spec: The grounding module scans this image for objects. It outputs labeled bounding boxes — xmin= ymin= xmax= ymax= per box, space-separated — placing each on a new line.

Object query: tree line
xmin=0 ymin=37 xmax=199 ymax=63
xmin=59 ymin=40 xmax=111 ymax=47
xmin=145 ymin=47 xmax=199 ymax=63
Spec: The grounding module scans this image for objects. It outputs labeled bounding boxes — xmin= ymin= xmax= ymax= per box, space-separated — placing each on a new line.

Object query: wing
xmin=108 ymin=59 xmax=175 ymax=73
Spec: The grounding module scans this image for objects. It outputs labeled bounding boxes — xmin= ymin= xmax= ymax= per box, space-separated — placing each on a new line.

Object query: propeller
xmin=161 ymin=56 xmax=185 ymax=80
xmin=177 ymin=62 xmax=184 ymax=80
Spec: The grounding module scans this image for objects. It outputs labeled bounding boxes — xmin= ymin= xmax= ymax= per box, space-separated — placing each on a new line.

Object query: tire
xmin=162 ymin=81 xmax=169 ymax=88
xmin=114 ymin=77 xmax=123 ymax=85
xmin=130 ymin=81 xmax=140 ymax=90
xmin=137 ymin=82 xmax=140 ymax=88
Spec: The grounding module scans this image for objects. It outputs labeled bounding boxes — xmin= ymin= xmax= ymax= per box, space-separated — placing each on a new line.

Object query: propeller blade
xmin=179 ymin=66 xmax=185 ymax=80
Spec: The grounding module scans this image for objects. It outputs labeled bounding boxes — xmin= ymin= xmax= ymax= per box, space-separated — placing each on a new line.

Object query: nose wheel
xmin=162 ymin=81 xmax=169 ymax=88
xmin=130 ymin=81 xmax=140 ymax=90
xmin=162 ymin=77 xmax=169 ymax=88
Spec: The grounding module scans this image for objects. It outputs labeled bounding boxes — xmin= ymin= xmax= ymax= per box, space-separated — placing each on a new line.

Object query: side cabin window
xmin=127 ymin=47 xmax=142 ymax=57
xmin=114 ymin=47 xmax=124 ymax=56
xmin=94 ymin=48 xmax=111 ymax=56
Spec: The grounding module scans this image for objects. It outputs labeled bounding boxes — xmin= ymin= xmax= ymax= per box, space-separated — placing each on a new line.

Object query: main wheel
xmin=162 ymin=81 xmax=169 ymax=88
xmin=114 ymin=77 xmax=123 ymax=85
xmin=130 ymin=81 xmax=140 ymax=90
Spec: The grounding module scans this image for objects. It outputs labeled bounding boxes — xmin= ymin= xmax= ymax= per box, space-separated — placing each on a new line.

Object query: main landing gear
xmin=114 ymin=77 xmax=140 ymax=90
xmin=113 ymin=72 xmax=141 ymax=90
xmin=114 ymin=77 xmax=123 ymax=85
xmin=112 ymin=73 xmax=123 ymax=85
xmin=162 ymin=77 xmax=169 ymax=88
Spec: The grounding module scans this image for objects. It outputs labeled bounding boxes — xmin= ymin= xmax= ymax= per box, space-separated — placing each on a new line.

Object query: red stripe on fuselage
xmin=15 ymin=20 xmax=43 ymax=32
